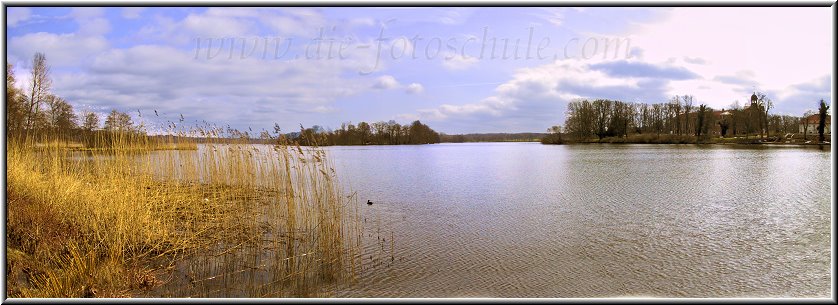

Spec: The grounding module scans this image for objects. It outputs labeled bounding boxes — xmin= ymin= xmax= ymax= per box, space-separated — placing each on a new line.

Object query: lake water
xmin=321 ymin=143 xmax=831 ymax=298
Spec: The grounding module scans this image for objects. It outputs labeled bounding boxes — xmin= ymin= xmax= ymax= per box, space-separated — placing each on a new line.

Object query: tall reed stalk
xmin=6 ymin=124 xmax=361 ymax=297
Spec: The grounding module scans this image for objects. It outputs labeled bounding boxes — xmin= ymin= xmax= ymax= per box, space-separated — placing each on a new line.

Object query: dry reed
xmin=6 ymin=124 xmax=362 ymax=297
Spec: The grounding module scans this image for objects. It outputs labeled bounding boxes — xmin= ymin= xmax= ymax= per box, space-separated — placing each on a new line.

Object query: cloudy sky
xmin=5 ymin=7 xmax=833 ymax=134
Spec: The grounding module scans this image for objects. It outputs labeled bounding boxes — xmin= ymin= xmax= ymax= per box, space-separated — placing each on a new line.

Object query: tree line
xmin=7 ymin=52 xmax=443 ymax=147
xmin=291 ymin=120 xmax=441 ymax=146
xmin=6 ymin=53 xmax=150 ymax=145
xmin=557 ymin=94 xmax=827 ymax=143
xmin=439 ymin=132 xmax=546 ymax=143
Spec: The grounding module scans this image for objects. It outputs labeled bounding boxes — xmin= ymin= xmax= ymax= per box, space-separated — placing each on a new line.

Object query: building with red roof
xmin=799 ymin=114 xmax=831 ymax=135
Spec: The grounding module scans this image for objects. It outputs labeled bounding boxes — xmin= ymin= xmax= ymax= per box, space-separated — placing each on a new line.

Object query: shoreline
xmin=558 ymin=142 xmax=832 ymax=148
xmin=540 ymin=133 xmax=832 ymax=147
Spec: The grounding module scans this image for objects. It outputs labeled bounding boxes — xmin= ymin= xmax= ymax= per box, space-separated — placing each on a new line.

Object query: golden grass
xmin=67 ymin=142 xmax=198 ymax=151
xmin=6 ymin=128 xmax=361 ymax=298
xmin=33 ymin=140 xmax=85 ymax=149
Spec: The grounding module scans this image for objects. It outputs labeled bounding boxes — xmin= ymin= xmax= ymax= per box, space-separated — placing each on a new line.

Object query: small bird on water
xmin=367 ymin=200 xmax=373 ymax=205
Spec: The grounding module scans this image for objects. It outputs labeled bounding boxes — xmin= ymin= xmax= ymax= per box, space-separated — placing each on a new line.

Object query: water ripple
xmin=327 ymin=143 xmax=831 ymax=297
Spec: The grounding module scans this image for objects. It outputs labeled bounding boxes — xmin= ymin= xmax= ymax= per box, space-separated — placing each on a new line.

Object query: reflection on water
xmin=320 ymin=143 xmax=831 ymax=297
xmin=106 ymin=143 xmax=830 ymax=297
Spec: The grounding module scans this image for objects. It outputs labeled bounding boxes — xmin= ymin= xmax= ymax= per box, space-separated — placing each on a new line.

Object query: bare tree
xmin=755 ymin=92 xmax=771 ymax=138
xmin=104 ymin=110 xmax=134 ymax=132
xmin=541 ymin=125 xmax=564 ymax=144
xmin=762 ymin=96 xmax=772 ymax=137
xmin=592 ymin=99 xmax=612 ymax=139
xmin=6 ymin=64 xmax=26 ymax=135
xmin=802 ymin=110 xmax=816 ymax=141
xmin=357 ymin=122 xmax=371 ymax=144
xmin=728 ymin=100 xmax=741 ymax=137
xmin=666 ymin=99 xmax=676 ymax=134
xmin=672 ymin=96 xmax=682 ymax=135
xmin=82 ymin=111 xmax=101 ymax=131
xmin=682 ymin=95 xmax=693 ymax=135
xmin=25 ymin=52 xmax=52 ymax=132
xmin=43 ymin=94 xmax=77 ymax=132
xmin=372 ymin=121 xmax=387 ymax=143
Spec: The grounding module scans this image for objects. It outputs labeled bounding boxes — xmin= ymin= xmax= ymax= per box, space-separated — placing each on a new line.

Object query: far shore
xmin=539 ymin=133 xmax=832 ymax=147
xmin=564 ymin=141 xmax=831 ymax=148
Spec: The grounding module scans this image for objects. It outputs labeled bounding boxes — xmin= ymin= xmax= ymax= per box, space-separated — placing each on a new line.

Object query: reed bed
xmin=6 ymin=126 xmax=362 ymax=298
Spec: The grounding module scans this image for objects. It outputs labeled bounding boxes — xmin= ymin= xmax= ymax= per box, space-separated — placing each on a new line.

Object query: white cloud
xmin=122 ymin=8 xmax=146 ymax=19
xmin=204 ymin=7 xmax=326 ymax=37
xmin=7 ymin=7 xmax=829 ymax=134
xmin=6 ymin=7 xmax=31 ymax=27
xmin=405 ymin=83 xmax=424 ymax=94
xmin=370 ymin=76 xmax=425 ymax=95
xmin=182 ymin=13 xmax=255 ymax=38
xmin=70 ymin=7 xmax=104 ymax=19
xmin=396 ymin=113 xmax=420 ymax=121
xmin=409 ymin=58 xmax=687 ymax=125
xmin=436 ymin=8 xmax=474 ymax=25
xmin=416 ymin=6 xmax=829 ymax=130
xmin=534 ymin=8 xmax=588 ymax=27
xmin=372 ymin=75 xmax=400 ymax=90
xmin=79 ymin=18 xmax=111 ymax=36
xmin=441 ymin=52 xmax=478 ymax=71
xmin=310 ymin=106 xmax=339 ymax=113
xmin=409 ymin=6 xmax=832 ymax=132
xmin=70 ymin=8 xmax=110 ymax=36
xmin=538 ymin=8 xmax=566 ymax=27
xmin=8 ymin=33 xmax=110 ymax=67
xmin=134 ymin=8 xmax=327 ymax=45
xmin=625 ymin=7 xmax=832 ymax=107
xmin=8 ymin=7 xmax=112 ymax=68
xmin=44 ymin=44 xmax=376 ymax=129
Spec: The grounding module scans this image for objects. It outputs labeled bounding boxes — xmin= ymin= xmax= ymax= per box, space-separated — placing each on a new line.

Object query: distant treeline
xmin=439 ymin=133 xmax=546 ymax=143
xmin=542 ymin=94 xmax=830 ymax=145
xmin=543 ymin=94 xmax=830 ymax=145
xmin=7 ymin=53 xmax=443 ymax=148
xmin=290 ymin=120 xmax=441 ymax=146
xmin=6 ymin=55 xmax=162 ymax=147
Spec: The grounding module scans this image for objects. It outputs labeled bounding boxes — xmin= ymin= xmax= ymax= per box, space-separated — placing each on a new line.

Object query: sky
xmin=4 ymin=7 xmax=833 ymax=134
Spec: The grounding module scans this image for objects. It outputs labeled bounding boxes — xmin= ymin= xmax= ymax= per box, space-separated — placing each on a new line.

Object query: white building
xmin=799 ymin=114 xmax=831 ymax=135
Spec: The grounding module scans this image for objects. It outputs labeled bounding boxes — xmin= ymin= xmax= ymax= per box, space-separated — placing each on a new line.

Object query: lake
xmin=320 ymin=142 xmax=831 ymax=297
